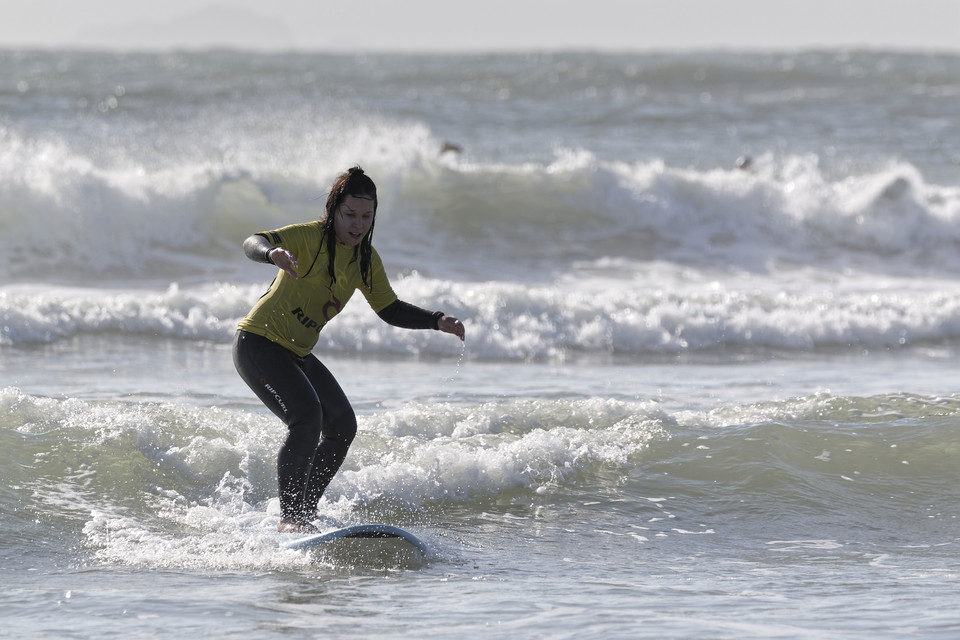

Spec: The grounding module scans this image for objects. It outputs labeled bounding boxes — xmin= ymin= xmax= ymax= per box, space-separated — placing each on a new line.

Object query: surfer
xmin=233 ymin=166 xmax=466 ymax=533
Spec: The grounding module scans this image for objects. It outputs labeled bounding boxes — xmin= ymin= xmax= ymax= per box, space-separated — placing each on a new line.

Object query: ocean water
xmin=2 ymin=48 xmax=960 ymax=639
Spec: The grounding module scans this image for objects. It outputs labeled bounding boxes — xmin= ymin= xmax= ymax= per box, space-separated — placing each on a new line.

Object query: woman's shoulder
xmin=368 ymin=243 xmax=387 ymax=267
xmin=268 ymin=220 xmax=325 ymax=246
xmin=274 ymin=219 xmax=323 ymax=236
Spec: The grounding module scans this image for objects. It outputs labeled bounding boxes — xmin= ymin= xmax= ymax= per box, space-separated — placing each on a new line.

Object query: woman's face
xmin=334 ymin=195 xmax=375 ymax=246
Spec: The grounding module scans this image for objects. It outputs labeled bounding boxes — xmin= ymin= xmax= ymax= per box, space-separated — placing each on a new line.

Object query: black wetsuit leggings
xmin=233 ymin=330 xmax=357 ymax=524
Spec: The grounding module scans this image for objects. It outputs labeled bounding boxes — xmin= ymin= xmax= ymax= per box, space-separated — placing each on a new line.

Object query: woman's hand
xmin=269 ymin=248 xmax=299 ymax=279
xmin=438 ymin=315 xmax=466 ymax=341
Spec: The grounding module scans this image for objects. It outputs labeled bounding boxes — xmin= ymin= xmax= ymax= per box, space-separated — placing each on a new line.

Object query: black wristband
xmin=264 ymin=247 xmax=275 ymax=264
xmin=432 ymin=311 xmax=445 ymax=330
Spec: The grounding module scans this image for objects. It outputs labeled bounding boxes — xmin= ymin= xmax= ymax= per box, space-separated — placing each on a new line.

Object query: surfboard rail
xmin=281 ymin=523 xmax=429 ymax=556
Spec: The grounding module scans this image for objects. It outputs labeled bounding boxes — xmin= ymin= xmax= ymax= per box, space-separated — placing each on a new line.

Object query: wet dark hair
xmin=321 ymin=166 xmax=378 ymax=287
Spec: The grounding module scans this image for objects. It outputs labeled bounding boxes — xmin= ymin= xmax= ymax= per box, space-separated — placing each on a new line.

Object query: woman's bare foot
xmin=277 ymin=518 xmax=320 ymax=534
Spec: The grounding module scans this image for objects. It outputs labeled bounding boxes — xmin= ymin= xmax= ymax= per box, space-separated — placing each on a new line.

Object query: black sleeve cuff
xmin=377 ymin=300 xmax=445 ymax=330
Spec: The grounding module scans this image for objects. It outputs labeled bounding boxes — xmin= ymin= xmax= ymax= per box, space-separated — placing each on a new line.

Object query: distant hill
xmin=72 ymin=3 xmax=298 ymax=51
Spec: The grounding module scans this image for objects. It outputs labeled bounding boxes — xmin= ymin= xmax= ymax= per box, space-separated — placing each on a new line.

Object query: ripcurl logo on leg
xmin=260 ymin=378 xmax=288 ymax=415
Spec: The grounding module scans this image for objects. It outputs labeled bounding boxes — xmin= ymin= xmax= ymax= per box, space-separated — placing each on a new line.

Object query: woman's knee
xmin=284 ymin=401 xmax=324 ymax=444
xmin=325 ymin=409 xmax=357 ymax=445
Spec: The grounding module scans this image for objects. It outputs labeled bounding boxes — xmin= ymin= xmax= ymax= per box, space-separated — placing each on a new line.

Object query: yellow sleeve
xmin=361 ymin=247 xmax=399 ymax=313
xmin=257 ymin=222 xmax=321 ymax=273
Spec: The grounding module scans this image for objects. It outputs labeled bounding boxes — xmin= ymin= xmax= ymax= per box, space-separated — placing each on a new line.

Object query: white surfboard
xmin=281 ymin=523 xmax=429 ymax=556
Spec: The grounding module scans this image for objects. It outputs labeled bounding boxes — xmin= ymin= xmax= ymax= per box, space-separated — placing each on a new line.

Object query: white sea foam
xmin=4 ymin=270 xmax=960 ymax=357
xmin=6 ymin=385 xmax=959 ymax=571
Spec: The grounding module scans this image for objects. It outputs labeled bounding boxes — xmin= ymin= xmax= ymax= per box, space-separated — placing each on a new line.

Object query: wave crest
xmin=1 ymin=130 xmax=958 ymax=280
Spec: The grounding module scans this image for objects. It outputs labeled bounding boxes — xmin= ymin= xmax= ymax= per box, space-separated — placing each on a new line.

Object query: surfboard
xmin=281 ymin=524 xmax=429 ymax=556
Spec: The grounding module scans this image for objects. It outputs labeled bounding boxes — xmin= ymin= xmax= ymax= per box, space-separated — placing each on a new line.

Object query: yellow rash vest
xmin=237 ymin=221 xmax=398 ymax=357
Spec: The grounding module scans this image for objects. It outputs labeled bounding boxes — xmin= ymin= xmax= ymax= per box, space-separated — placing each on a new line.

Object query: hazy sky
xmin=2 ymin=0 xmax=958 ymax=53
